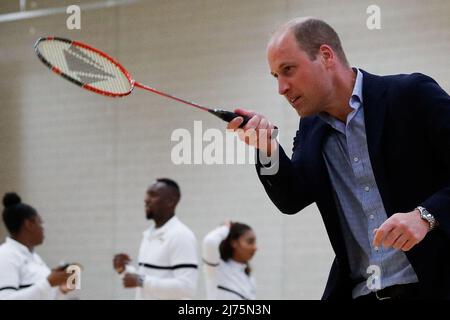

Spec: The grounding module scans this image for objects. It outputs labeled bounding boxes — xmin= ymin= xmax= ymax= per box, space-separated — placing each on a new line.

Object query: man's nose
xmin=278 ymin=78 xmax=289 ymax=95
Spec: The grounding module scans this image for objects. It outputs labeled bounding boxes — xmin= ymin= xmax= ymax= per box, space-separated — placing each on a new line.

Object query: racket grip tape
xmin=209 ymin=109 xmax=250 ymax=128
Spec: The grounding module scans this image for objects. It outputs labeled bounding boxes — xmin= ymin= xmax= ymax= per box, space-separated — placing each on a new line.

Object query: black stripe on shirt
xmin=217 ymin=285 xmax=249 ymax=300
xmin=0 ymin=284 xmax=33 ymax=291
xmin=0 ymin=286 xmax=18 ymax=291
xmin=202 ymin=258 xmax=219 ymax=267
xmin=138 ymin=262 xmax=198 ymax=270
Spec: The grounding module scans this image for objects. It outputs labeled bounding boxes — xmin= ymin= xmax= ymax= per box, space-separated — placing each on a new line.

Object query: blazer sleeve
xmin=413 ymin=74 xmax=450 ymax=237
xmin=255 ymin=120 xmax=315 ymax=214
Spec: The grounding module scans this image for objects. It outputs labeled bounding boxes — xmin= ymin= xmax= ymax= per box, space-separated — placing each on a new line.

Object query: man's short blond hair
xmin=275 ymin=17 xmax=349 ymax=66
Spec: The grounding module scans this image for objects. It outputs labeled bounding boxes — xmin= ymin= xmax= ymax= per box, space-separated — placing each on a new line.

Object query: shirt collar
xmin=319 ymin=67 xmax=364 ymax=131
xmin=144 ymin=216 xmax=179 ymax=238
xmin=5 ymin=237 xmax=33 ymax=256
xmin=351 ymin=67 xmax=363 ymax=106
xmin=228 ymin=259 xmax=248 ymax=272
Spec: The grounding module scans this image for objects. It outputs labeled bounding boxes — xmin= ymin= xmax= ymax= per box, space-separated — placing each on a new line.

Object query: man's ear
xmin=166 ymin=195 xmax=177 ymax=208
xmin=318 ymin=44 xmax=335 ymax=67
xmin=230 ymin=239 xmax=238 ymax=249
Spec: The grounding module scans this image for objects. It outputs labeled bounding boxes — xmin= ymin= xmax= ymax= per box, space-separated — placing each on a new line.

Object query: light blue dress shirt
xmin=319 ymin=69 xmax=418 ymax=298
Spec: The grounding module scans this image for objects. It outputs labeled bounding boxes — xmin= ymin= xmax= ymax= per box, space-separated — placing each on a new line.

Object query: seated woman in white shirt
xmin=202 ymin=221 xmax=257 ymax=300
xmin=0 ymin=192 xmax=74 ymax=299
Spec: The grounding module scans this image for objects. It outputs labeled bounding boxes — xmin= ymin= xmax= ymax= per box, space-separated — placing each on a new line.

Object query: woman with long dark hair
xmin=202 ymin=221 xmax=257 ymax=300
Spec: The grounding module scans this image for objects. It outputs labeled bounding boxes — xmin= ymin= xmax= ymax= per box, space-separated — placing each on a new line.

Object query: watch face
xmin=417 ymin=207 xmax=436 ymax=230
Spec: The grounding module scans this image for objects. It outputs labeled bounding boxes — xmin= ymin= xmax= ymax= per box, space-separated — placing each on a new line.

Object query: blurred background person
xmin=203 ymin=221 xmax=257 ymax=300
xmin=113 ymin=178 xmax=198 ymax=299
xmin=0 ymin=192 xmax=76 ymax=299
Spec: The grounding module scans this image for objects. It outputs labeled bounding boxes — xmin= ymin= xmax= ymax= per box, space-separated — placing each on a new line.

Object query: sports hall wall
xmin=0 ymin=0 xmax=449 ymax=299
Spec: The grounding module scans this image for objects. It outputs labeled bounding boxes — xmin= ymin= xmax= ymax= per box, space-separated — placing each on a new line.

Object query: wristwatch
xmin=416 ymin=206 xmax=438 ymax=231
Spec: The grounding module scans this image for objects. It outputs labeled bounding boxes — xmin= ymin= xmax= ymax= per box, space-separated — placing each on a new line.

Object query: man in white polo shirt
xmin=113 ymin=178 xmax=198 ymax=299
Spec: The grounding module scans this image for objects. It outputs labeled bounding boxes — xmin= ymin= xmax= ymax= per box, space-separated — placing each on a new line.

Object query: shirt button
xmin=364 ymin=186 xmax=370 ymax=192
xmin=353 ymin=156 xmax=359 ymax=162
xmin=369 ymin=214 xmax=374 ymax=220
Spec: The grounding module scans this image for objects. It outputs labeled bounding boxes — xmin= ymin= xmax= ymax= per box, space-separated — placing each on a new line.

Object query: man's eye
xmin=283 ymin=66 xmax=293 ymax=74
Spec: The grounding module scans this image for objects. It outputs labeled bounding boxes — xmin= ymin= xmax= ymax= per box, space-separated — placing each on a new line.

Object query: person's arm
xmin=374 ymin=74 xmax=450 ymax=250
xmin=253 ymin=114 xmax=314 ymax=214
xmin=228 ymin=108 xmax=314 ymax=214
xmin=256 ymin=142 xmax=314 ymax=214
xmin=0 ymin=257 xmax=59 ymax=300
xmin=140 ymin=232 xmax=198 ymax=299
xmin=202 ymin=225 xmax=230 ymax=300
xmin=413 ymin=74 xmax=450 ymax=236
xmin=202 ymin=225 xmax=229 ymax=266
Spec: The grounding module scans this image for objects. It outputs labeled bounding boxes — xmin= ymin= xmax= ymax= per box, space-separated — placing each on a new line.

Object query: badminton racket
xmin=34 ymin=36 xmax=250 ymax=127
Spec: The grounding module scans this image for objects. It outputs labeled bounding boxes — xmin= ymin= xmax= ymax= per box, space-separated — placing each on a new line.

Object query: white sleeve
xmin=202 ymin=225 xmax=229 ymax=265
xmin=202 ymin=225 xmax=229 ymax=299
xmin=0 ymin=255 xmax=54 ymax=300
xmin=117 ymin=264 xmax=137 ymax=280
xmin=0 ymin=253 xmax=57 ymax=300
xmin=0 ymin=279 xmax=55 ymax=300
xmin=141 ymin=231 xmax=199 ymax=299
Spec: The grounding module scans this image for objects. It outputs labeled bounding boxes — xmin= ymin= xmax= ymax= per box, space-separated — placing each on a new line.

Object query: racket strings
xmin=37 ymin=39 xmax=132 ymax=95
xmin=63 ymin=46 xmax=114 ymax=82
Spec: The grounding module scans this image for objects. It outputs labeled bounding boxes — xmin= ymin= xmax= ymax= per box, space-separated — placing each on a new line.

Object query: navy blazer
xmin=256 ymin=70 xmax=450 ymax=299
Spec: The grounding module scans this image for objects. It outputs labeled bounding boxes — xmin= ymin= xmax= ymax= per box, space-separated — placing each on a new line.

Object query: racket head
xmin=34 ymin=36 xmax=134 ymax=97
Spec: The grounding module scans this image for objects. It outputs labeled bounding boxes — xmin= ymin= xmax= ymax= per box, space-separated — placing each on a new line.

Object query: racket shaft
xmin=134 ymin=82 xmax=210 ymax=111
xmin=135 ymin=82 xmax=250 ymax=128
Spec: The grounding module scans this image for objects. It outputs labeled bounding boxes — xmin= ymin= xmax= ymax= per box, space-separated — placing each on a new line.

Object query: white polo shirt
xmin=0 ymin=237 xmax=60 ymax=300
xmin=134 ymin=216 xmax=198 ymax=300
xmin=202 ymin=225 xmax=256 ymax=300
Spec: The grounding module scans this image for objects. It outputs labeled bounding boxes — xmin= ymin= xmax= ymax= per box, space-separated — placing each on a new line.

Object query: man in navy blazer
xmin=227 ymin=17 xmax=450 ymax=299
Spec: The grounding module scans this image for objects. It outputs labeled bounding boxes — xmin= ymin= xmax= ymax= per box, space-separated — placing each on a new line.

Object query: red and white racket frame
xmin=34 ymin=36 xmax=135 ymax=98
xmin=34 ymin=36 xmax=251 ymax=126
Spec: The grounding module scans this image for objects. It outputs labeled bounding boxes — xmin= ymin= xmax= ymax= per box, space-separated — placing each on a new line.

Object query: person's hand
xmin=373 ymin=210 xmax=429 ymax=251
xmin=47 ymin=267 xmax=71 ymax=287
xmin=222 ymin=220 xmax=232 ymax=228
xmin=227 ymin=108 xmax=278 ymax=156
xmin=113 ymin=253 xmax=131 ymax=274
xmin=59 ymin=282 xmax=74 ymax=294
xmin=122 ymin=273 xmax=142 ymax=288
xmin=58 ymin=263 xmax=82 ymax=293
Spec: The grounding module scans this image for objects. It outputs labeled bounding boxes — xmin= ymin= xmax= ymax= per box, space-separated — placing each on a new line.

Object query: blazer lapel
xmin=360 ymin=70 xmax=388 ymax=163
xmin=360 ymin=70 xmax=393 ymax=215
xmin=307 ymin=118 xmax=331 ymax=190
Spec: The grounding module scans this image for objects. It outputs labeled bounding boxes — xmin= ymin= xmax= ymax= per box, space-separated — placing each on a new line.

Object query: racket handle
xmin=208 ymin=109 xmax=250 ymax=128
